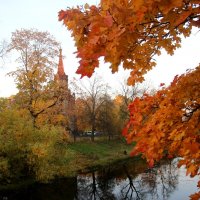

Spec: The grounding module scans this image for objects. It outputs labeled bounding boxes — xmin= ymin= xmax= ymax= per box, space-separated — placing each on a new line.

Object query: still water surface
xmin=0 ymin=158 xmax=198 ymax=200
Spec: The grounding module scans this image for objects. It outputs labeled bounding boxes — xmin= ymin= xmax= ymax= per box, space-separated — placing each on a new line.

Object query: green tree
xmin=0 ymin=105 xmax=65 ymax=182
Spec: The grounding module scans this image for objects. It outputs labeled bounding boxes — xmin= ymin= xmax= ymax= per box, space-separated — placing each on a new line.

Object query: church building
xmin=54 ymin=49 xmax=76 ymax=132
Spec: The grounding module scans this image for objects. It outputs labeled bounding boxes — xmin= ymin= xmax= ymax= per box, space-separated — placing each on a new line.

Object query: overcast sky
xmin=0 ymin=0 xmax=199 ymax=97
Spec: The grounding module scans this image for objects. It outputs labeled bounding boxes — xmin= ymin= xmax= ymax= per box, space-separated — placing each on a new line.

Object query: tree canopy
xmin=72 ymin=76 xmax=109 ymax=141
xmin=8 ymin=29 xmax=61 ymax=126
xmin=123 ymin=65 xmax=200 ymax=173
xmin=59 ymin=0 xmax=200 ymax=84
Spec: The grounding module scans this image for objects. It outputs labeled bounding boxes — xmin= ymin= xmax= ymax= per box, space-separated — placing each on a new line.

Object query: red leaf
xmin=149 ymin=159 xmax=154 ymax=168
xmin=190 ymin=192 xmax=200 ymax=200
xmin=122 ymin=127 xmax=128 ymax=137
xmin=58 ymin=10 xmax=67 ymax=21
xmin=104 ymin=13 xmax=113 ymax=27
xmin=167 ymin=154 xmax=173 ymax=159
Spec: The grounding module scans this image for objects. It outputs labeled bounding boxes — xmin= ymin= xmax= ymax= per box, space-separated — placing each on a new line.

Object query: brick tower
xmin=55 ymin=48 xmax=76 ymax=132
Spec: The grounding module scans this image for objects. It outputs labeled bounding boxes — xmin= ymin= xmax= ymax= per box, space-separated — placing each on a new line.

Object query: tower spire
xmin=58 ymin=48 xmax=65 ymax=76
xmin=55 ymin=48 xmax=68 ymax=84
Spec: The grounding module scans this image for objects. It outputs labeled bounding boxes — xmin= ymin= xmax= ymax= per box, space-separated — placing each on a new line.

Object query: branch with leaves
xmin=59 ymin=0 xmax=200 ymax=84
xmin=123 ymin=65 xmax=200 ymax=199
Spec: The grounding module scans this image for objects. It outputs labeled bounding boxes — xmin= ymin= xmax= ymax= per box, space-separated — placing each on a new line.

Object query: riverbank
xmin=0 ymin=139 xmax=136 ymax=190
xmin=60 ymin=139 xmax=136 ymax=176
xmin=1 ymin=156 xmax=198 ymax=200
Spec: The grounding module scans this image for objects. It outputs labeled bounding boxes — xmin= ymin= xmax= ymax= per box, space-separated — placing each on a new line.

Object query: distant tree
xmin=0 ymin=97 xmax=8 ymax=112
xmin=118 ymin=80 xmax=155 ymax=123
xmin=75 ymin=97 xmax=89 ymax=132
xmin=8 ymin=29 xmax=60 ymax=127
xmin=73 ymin=76 xmax=108 ymax=141
xmin=97 ymin=93 xmax=117 ymax=140
xmin=0 ymin=40 xmax=8 ymax=65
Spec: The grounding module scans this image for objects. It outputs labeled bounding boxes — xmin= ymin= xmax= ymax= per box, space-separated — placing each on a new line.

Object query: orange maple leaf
xmin=190 ymin=192 xmax=200 ymax=200
xmin=104 ymin=13 xmax=113 ymax=27
xmin=58 ymin=10 xmax=67 ymax=21
xmin=174 ymin=11 xmax=192 ymax=27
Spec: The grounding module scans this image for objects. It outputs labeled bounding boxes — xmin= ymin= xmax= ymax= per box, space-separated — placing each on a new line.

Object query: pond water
xmin=0 ymin=158 xmax=198 ymax=200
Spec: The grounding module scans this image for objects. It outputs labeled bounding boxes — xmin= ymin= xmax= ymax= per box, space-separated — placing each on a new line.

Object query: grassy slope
xmin=0 ymin=139 xmax=136 ymax=189
xmin=61 ymin=139 xmax=135 ymax=176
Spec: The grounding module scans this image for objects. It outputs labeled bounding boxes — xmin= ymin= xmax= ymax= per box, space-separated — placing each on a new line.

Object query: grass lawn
xmin=61 ymin=138 xmax=136 ymax=176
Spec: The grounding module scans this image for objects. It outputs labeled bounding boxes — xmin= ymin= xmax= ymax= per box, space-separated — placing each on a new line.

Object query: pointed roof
xmin=56 ymin=48 xmax=68 ymax=81
xmin=58 ymin=48 xmax=65 ymax=76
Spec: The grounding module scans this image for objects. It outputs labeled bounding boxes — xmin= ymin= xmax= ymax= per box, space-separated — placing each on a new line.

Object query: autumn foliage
xmin=59 ymin=0 xmax=200 ymax=198
xmin=59 ymin=0 xmax=200 ymax=84
xmin=122 ymin=65 xmax=200 ymax=199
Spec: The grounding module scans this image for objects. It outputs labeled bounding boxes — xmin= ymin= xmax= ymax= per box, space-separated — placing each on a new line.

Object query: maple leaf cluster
xmin=123 ymin=65 xmax=200 ymax=200
xmin=59 ymin=0 xmax=200 ymax=84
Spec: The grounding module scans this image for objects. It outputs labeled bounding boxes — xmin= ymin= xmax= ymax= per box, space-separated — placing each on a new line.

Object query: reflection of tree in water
xmin=97 ymin=168 xmax=116 ymax=200
xmin=75 ymin=159 xmax=179 ymax=200
xmin=0 ymin=159 xmax=185 ymax=200
xmin=75 ymin=172 xmax=104 ymax=200
xmin=140 ymin=159 xmax=179 ymax=200
xmin=120 ymin=165 xmax=142 ymax=200
xmin=0 ymin=177 xmax=78 ymax=200
xmin=75 ymin=170 xmax=116 ymax=200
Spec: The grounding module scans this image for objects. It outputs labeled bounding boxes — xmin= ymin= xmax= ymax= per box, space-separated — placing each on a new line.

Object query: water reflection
xmin=75 ymin=159 xmax=179 ymax=200
xmin=0 ymin=178 xmax=77 ymax=200
xmin=0 ymin=158 xmax=198 ymax=200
